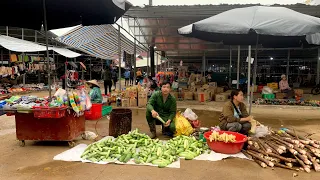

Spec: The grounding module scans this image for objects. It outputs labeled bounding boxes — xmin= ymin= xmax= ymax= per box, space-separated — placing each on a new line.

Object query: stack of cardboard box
xmin=138 ymin=91 xmax=148 ymax=108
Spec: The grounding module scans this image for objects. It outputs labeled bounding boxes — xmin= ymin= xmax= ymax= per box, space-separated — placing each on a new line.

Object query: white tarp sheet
xmin=53 ymin=138 xmax=249 ymax=168
xmin=50 ymin=47 xmax=81 ymax=58
xmin=0 ymin=35 xmax=81 ymax=58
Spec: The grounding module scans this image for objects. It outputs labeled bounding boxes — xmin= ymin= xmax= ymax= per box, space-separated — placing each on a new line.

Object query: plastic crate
xmin=33 ymin=106 xmax=67 ymax=119
xmin=262 ymin=93 xmax=275 ymax=100
xmin=85 ymin=103 xmax=102 ymax=120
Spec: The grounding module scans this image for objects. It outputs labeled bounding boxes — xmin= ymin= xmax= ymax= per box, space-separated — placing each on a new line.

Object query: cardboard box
xmin=189 ymin=86 xmax=197 ymax=92
xmin=129 ymin=98 xmax=137 ymax=107
xmin=171 ymin=92 xmax=179 ymax=100
xmin=294 ymin=89 xmax=303 ymax=96
xmin=216 ymin=87 xmax=224 ymax=94
xmin=202 ymin=84 xmax=209 ymax=90
xmin=209 ymin=82 xmax=217 ymax=87
xmin=138 ymin=91 xmax=148 ymax=98
xmin=194 ymin=92 xmax=198 ymax=101
xmin=126 ymin=89 xmax=138 ymax=98
xmin=276 ymin=93 xmax=286 ymax=99
xmin=267 ymin=83 xmax=279 ymax=90
xmin=138 ymin=97 xmax=148 ymax=108
xmin=198 ymin=91 xmax=211 ymax=102
xmin=184 ymin=91 xmax=194 ymax=100
xmin=121 ymin=98 xmax=129 ymax=107
xmin=215 ymin=94 xmax=228 ymax=102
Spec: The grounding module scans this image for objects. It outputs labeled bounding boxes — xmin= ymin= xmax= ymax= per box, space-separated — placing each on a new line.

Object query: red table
xmin=14 ymin=110 xmax=85 ymax=147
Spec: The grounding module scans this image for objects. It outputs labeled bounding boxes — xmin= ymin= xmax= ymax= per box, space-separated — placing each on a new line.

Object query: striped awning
xmin=57 ymin=25 xmax=147 ymax=59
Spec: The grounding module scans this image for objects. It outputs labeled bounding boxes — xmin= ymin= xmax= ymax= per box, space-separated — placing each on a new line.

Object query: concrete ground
xmin=1 ymin=87 xmax=320 ymax=179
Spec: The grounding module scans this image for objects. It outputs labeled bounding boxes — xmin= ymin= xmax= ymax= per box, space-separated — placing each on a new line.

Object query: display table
xmin=14 ymin=110 xmax=85 ymax=147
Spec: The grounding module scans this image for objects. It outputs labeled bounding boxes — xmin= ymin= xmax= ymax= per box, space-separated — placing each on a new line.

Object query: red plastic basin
xmin=204 ymin=130 xmax=248 ymax=154
xmin=85 ymin=103 xmax=102 ymax=121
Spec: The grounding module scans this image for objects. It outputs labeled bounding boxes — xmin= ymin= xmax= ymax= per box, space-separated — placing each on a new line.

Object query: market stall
xmin=1 ymin=87 xmax=91 ymax=147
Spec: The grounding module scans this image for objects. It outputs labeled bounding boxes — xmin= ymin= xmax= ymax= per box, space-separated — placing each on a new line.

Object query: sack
xmin=174 ymin=112 xmax=194 ymax=137
xmin=183 ymin=108 xmax=198 ymax=121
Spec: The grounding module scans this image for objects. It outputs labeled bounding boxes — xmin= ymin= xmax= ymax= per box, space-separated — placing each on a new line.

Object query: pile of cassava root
xmin=243 ymin=129 xmax=320 ymax=173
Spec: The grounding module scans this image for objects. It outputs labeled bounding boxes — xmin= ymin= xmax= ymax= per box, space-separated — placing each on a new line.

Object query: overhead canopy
xmin=124 ymin=4 xmax=320 ymax=61
xmin=0 ymin=0 xmax=132 ymax=30
xmin=178 ymin=6 xmax=320 ymax=47
xmin=57 ymin=25 xmax=147 ymax=59
xmin=0 ymin=35 xmax=81 ymax=58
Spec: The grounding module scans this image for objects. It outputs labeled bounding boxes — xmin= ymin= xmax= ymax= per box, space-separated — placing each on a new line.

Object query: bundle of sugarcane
xmin=243 ymin=128 xmax=320 ymax=173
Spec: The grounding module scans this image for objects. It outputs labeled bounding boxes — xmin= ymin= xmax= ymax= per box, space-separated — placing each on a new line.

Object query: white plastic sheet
xmin=53 ymin=138 xmax=249 ymax=168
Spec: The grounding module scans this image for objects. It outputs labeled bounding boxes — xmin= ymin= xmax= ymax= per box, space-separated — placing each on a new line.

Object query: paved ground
xmin=1 ymin=88 xmax=320 ymax=179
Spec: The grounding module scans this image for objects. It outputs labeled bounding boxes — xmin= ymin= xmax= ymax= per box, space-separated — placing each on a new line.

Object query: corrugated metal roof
xmin=57 ymin=25 xmax=147 ymax=59
xmin=124 ymin=4 xmax=320 ymax=60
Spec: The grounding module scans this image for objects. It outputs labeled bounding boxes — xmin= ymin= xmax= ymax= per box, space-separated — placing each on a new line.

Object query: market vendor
xmin=146 ymin=81 xmax=176 ymax=138
xmin=86 ymin=80 xmax=102 ymax=103
xmin=219 ymin=89 xmax=252 ymax=135
xmin=279 ymin=74 xmax=294 ymax=98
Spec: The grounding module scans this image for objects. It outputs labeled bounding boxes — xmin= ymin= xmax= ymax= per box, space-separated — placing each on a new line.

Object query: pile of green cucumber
xmin=81 ymin=129 xmax=210 ymax=168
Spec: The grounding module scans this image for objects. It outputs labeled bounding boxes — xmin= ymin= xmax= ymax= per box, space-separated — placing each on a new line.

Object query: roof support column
xmin=286 ymin=50 xmax=290 ymax=79
xmin=229 ymin=46 xmax=232 ymax=86
xmin=150 ymin=46 xmax=155 ymax=77
xmin=202 ymin=52 xmax=206 ymax=77
xmin=237 ymin=46 xmax=240 ymax=89
xmin=247 ymin=45 xmax=252 ymax=113
xmin=133 ymin=19 xmax=137 ymax=83
xmin=317 ymin=48 xmax=320 ymax=85
xmin=118 ymin=24 xmax=122 ymax=91
xmin=147 ymin=49 xmax=150 ymax=76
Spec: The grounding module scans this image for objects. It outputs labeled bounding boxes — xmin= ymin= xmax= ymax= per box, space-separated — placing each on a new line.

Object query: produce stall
xmin=1 ymin=87 xmax=91 ymax=147
xmin=243 ymin=129 xmax=320 ymax=173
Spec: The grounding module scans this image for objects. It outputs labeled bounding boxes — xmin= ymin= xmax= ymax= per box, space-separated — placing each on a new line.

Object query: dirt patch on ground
xmin=1 ymin=91 xmax=320 ymax=179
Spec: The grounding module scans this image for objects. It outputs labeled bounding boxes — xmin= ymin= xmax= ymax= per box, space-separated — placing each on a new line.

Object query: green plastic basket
xmin=262 ymin=93 xmax=275 ymax=100
xmin=102 ymin=106 xmax=112 ymax=116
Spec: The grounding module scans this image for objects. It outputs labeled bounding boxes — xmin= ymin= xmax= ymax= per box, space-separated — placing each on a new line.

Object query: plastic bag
xmin=262 ymin=86 xmax=273 ymax=94
xmin=174 ymin=112 xmax=194 ymax=137
xmin=172 ymin=82 xmax=179 ymax=89
xmin=252 ymin=125 xmax=269 ymax=138
xmin=183 ymin=108 xmax=198 ymax=121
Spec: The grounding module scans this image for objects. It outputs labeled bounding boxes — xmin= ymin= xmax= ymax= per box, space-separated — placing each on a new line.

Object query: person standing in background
xmin=124 ymin=69 xmax=130 ymax=86
xmin=111 ymin=68 xmax=118 ymax=89
xmin=136 ymin=68 xmax=142 ymax=85
xmin=130 ymin=69 xmax=134 ymax=86
xmin=103 ymin=65 xmax=112 ymax=95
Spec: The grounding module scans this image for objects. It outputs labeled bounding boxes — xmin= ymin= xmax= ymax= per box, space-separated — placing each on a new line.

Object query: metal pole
xmin=22 ymin=28 xmax=26 ymax=86
xmin=118 ymin=25 xmax=122 ymax=91
xmin=286 ymin=50 xmax=290 ymax=79
xmin=247 ymin=45 xmax=251 ymax=108
xmin=35 ymin=31 xmax=37 ymax=42
xmin=133 ymin=19 xmax=137 ymax=83
xmin=237 ymin=45 xmax=240 ymax=89
xmin=6 ymin=26 xmax=8 ymax=36
xmin=147 ymin=49 xmax=150 ymax=76
xmin=43 ymin=0 xmax=52 ymax=100
xmin=1 ymin=49 xmax=3 ymax=65
xmin=90 ymin=59 xmax=92 ymax=80
xmin=202 ymin=52 xmax=206 ymax=76
xmin=317 ymin=48 xmax=320 ymax=85
xmin=229 ymin=46 xmax=232 ymax=86
xmin=250 ymin=38 xmax=259 ymax=115
xmin=156 ymin=53 xmax=159 ymax=73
